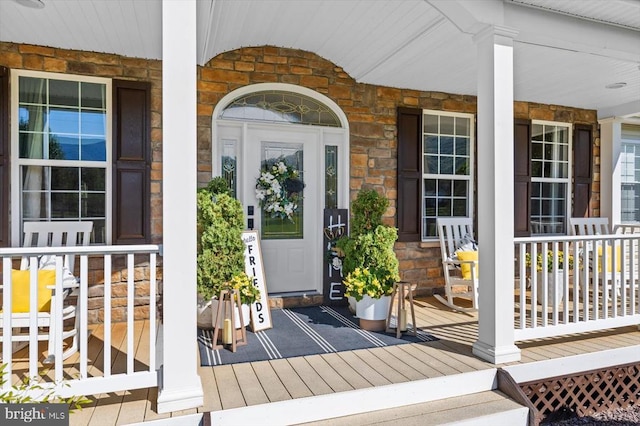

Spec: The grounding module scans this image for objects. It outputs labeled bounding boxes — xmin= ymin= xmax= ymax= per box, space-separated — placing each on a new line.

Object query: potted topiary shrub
xmin=336 ymin=189 xmax=400 ymax=331
xmin=197 ymin=177 xmax=260 ymax=329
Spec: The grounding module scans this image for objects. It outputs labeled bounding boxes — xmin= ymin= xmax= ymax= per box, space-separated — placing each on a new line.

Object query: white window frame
xmin=529 ymin=119 xmax=572 ymax=235
xmin=10 ymin=70 xmax=112 ymax=245
xmin=421 ymin=109 xmax=475 ymax=241
xmin=620 ymin=124 xmax=640 ymax=223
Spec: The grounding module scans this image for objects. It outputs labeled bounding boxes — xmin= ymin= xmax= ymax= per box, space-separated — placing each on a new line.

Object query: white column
xmin=599 ymin=118 xmax=623 ymax=224
xmin=472 ymin=25 xmax=521 ymax=364
xmin=157 ymin=0 xmax=204 ymax=413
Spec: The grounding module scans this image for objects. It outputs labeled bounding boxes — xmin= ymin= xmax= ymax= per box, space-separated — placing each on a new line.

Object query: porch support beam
xmin=157 ymin=0 xmax=204 ymax=413
xmin=472 ymin=25 xmax=521 ymax=364
xmin=599 ymin=117 xmax=623 ymax=225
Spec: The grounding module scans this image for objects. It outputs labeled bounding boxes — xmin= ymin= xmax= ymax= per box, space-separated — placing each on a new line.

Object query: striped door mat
xmin=197 ymin=305 xmax=437 ymax=366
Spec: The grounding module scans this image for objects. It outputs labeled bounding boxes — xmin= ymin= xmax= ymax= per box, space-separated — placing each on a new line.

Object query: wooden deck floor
xmin=51 ymin=296 xmax=640 ymax=425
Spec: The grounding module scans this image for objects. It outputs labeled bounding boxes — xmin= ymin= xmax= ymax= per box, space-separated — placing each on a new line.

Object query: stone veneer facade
xmin=0 ymin=42 xmax=600 ymax=318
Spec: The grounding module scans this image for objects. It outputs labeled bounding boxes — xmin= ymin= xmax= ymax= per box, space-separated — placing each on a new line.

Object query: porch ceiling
xmin=0 ymin=0 xmax=638 ymax=119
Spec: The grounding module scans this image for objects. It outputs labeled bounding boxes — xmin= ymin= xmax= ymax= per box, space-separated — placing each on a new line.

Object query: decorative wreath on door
xmin=255 ymin=159 xmax=305 ymax=222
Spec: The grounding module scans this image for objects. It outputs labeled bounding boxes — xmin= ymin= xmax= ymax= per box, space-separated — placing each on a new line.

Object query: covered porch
xmin=0 ymin=0 xmax=639 ymax=420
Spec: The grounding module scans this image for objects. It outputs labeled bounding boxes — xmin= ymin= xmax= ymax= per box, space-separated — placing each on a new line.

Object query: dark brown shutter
xmin=514 ymin=119 xmax=531 ymax=237
xmin=0 ymin=67 xmax=9 ymax=247
xmin=112 ymin=80 xmax=151 ymax=244
xmin=572 ymin=124 xmax=593 ymax=218
xmin=397 ymin=107 xmax=422 ymax=242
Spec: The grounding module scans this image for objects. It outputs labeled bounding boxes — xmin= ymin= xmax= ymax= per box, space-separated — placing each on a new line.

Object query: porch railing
xmin=0 ymin=244 xmax=161 ymax=398
xmin=514 ymin=233 xmax=640 ymax=341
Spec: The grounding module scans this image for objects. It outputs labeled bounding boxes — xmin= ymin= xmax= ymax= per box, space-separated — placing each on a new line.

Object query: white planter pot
xmin=355 ymin=295 xmax=391 ymax=321
xmin=197 ymin=295 xmax=250 ymax=329
xmin=535 ymin=271 xmax=565 ymax=305
xmin=347 ymin=296 xmax=357 ymax=314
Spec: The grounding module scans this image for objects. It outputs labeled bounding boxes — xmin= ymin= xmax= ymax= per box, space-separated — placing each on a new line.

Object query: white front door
xmin=244 ymin=125 xmax=320 ymax=293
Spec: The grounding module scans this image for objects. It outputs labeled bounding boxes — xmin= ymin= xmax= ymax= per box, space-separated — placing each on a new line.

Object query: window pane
xmin=453 ymin=199 xmax=467 ymax=216
xmin=260 ymin=142 xmax=304 ymax=240
xmin=453 ymin=180 xmax=467 ymax=197
xmin=424 ymin=135 xmax=438 ymax=154
xmin=22 ymin=191 xmax=47 ymax=219
xmin=19 ymin=132 xmax=45 ymax=159
xmin=81 ymin=110 xmax=106 ymax=136
xmin=455 ymin=157 xmax=468 ymax=175
xmin=49 ymin=107 xmax=79 ymax=134
xmin=19 ymin=77 xmax=46 ymax=104
xmin=49 ymin=80 xmax=79 ymax=106
xmin=424 ymin=179 xmax=436 ymax=196
xmin=440 ymin=116 xmax=454 ymax=135
xmin=424 ymin=155 xmax=438 ymax=174
xmin=438 ymin=198 xmax=451 ymax=215
xmin=424 ymin=198 xmax=436 ymax=216
xmin=455 ymin=137 xmax=469 ymax=156
xmin=81 ymin=136 xmax=106 ymax=161
xmin=438 ymin=180 xmax=451 ymax=196
xmin=455 ymin=117 xmax=469 ymax=136
xmin=52 ymin=193 xmax=78 ymax=218
xmin=81 ymin=82 xmax=106 ymax=109
xmin=440 ymin=136 xmax=453 ymax=154
xmin=532 ymin=124 xmax=543 ymax=141
xmin=82 ymin=168 xmax=106 ymax=191
xmin=440 ymin=156 xmax=453 ymax=174
xmin=220 ymin=90 xmax=341 ymax=127
xmin=52 ymin=134 xmax=79 ymax=160
xmin=83 ymin=193 xmax=106 ymax=217
xmin=51 ymin=167 xmax=79 ymax=190
xmin=424 ymin=114 xmax=438 ymax=133
xmin=325 ymin=145 xmax=338 ymax=209
xmin=532 ymin=142 xmax=543 ymax=160
xmin=18 ymin=105 xmax=46 ymax=131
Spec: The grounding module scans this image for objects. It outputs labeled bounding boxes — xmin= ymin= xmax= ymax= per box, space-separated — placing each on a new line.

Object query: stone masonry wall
xmin=0 ymin=42 xmax=600 ymax=311
xmin=197 ymin=46 xmax=600 ymax=296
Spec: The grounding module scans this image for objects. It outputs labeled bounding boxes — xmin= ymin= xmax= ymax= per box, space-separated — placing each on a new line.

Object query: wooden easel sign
xmin=242 ymin=230 xmax=272 ymax=332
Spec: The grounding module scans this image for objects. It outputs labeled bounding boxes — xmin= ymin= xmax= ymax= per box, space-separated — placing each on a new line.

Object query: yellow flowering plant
xmin=525 ymin=250 xmax=574 ymax=273
xmin=225 ymin=272 xmax=261 ymax=305
xmin=343 ymin=267 xmax=395 ymax=301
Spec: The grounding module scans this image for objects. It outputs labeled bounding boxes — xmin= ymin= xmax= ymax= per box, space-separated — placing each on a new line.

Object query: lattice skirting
xmin=518 ymin=362 xmax=640 ymax=424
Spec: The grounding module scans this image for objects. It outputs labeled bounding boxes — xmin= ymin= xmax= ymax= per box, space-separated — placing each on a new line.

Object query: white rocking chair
xmin=436 ymin=217 xmax=478 ymax=312
xmin=1 ymin=221 xmax=92 ymax=363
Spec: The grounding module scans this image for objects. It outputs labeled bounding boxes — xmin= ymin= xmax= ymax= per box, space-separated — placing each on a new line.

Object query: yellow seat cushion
xmin=456 ymin=250 xmax=479 ymax=280
xmin=597 ymin=245 xmax=622 ymax=273
xmin=4 ymin=269 xmax=55 ymax=313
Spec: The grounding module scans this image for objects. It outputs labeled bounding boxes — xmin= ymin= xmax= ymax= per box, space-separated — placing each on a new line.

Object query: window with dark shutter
xmin=514 ymin=119 xmax=531 ymax=237
xmin=397 ymin=107 xmax=422 ymax=242
xmin=573 ymin=124 xmax=593 ymax=218
xmin=0 ymin=66 xmax=8 ymax=247
xmin=112 ymin=80 xmax=151 ymax=244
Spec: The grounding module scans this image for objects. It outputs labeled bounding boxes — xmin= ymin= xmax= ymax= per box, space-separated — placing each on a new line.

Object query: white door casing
xmin=212 ymin=83 xmax=349 ymax=295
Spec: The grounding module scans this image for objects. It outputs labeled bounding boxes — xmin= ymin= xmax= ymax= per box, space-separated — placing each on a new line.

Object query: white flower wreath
xmin=255 ymin=160 xmax=304 ymax=222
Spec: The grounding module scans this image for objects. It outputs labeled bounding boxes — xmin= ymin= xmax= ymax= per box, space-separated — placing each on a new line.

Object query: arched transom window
xmin=219 ymin=90 xmax=342 ymax=128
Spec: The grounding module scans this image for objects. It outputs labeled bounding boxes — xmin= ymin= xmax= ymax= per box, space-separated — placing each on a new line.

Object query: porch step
xmin=298 ymin=390 xmax=528 ymax=425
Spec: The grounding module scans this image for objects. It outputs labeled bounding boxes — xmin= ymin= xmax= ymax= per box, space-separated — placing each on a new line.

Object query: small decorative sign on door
xmin=323 ymin=209 xmax=348 ymax=305
xmin=242 ymin=230 xmax=272 ymax=331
